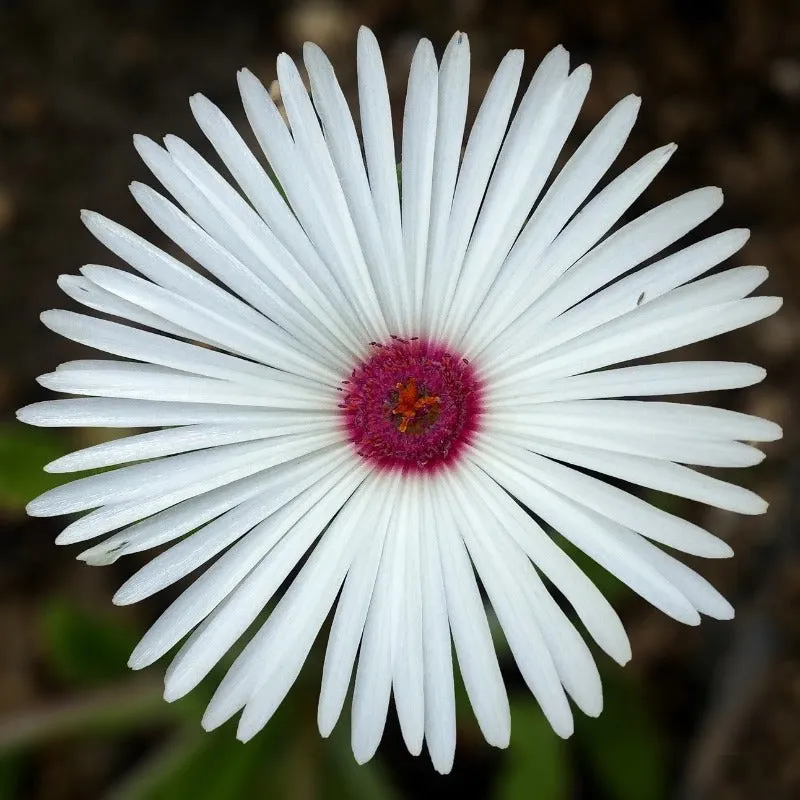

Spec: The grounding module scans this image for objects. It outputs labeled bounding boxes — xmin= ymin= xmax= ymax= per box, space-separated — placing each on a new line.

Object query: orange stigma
xmin=391 ymin=377 xmax=440 ymax=433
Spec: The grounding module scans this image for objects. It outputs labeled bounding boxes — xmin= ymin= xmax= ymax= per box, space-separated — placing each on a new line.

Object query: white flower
xmin=18 ymin=27 xmax=781 ymax=773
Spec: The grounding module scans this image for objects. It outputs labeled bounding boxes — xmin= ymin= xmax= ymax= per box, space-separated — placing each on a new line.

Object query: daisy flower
xmin=18 ymin=27 xmax=781 ymax=773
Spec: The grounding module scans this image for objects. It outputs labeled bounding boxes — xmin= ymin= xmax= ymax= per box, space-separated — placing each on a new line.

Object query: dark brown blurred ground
xmin=0 ymin=1 xmax=798 ymax=798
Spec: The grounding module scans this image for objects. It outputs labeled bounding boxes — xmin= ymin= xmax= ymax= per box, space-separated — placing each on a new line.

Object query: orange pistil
xmin=392 ymin=377 xmax=440 ymax=433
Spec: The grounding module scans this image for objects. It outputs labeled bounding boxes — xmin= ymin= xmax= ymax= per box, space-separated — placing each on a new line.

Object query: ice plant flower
xmin=19 ymin=27 xmax=781 ymax=773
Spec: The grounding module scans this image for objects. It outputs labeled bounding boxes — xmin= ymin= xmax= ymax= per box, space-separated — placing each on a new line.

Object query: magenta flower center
xmin=341 ymin=337 xmax=484 ymax=473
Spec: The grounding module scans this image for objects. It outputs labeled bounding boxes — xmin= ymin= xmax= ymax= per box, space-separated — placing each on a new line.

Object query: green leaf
xmin=0 ymin=425 xmax=71 ymax=512
xmin=40 ymin=599 xmax=139 ymax=685
xmin=576 ymin=671 xmax=666 ymax=800
xmin=494 ymin=698 xmax=569 ymax=800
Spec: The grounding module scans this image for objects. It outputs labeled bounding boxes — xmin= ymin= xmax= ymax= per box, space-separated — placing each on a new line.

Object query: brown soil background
xmin=0 ymin=1 xmax=798 ymax=798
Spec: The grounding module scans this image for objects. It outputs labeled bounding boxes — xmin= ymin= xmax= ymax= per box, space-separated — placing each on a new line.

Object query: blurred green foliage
xmin=41 ymin=600 xmax=138 ymax=686
xmin=0 ymin=425 xmax=71 ymax=513
xmin=495 ymin=699 xmax=569 ymax=800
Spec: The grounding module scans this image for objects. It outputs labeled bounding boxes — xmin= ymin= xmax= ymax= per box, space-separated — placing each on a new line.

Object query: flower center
xmin=391 ymin=377 xmax=440 ymax=433
xmin=340 ymin=337 xmax=483 ymax=473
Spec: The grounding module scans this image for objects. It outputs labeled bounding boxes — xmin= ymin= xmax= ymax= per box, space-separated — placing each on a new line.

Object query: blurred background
xmin=0 ymin=0 xmax=798 ymax=798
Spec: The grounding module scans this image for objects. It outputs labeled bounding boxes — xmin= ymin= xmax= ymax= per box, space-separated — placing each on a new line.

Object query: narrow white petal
xmin=161 ymin=131 xmax=372 ymax=353
xmin=432 ymin=482 xmax=510 ymax=748
xmin=41 ymin=308 xmax=329 ymax=393
xmin=526 ymin=187 xmax=725 ymax=327
xmin=430 ymin=48 xmax=524 ymax=340
xmin=486 ymin=399 xmax=781 ymax=443
xmin=55 ymin=445 xmax=345 ymax=545
xmin=47 ymin=420 xmax=335 ymax=474
xmin=472 ymin=448 xmax=700 ymax=623
xmin=187 ymin=92 xmax=350 ymax=317
xmin=445 ymin=471 xmax=574 ymax=737
xmin=58 ymin=274 xmax=200 ymax=341
xmin=229 ymin=475 xmax=376 ymax=740
xmin=493 ymin=361 xmax=766 ymax=404
xmin=317 ymin=475 xmax=398 ymax=737
xmin=469 ymin=94 xmax=641 ymax=351
xmin=461 ymin=460 xmax=631 ymax=665
xmin=129 ymin=460 xmax=365 ymax=672
xmin=607 ymin=527 xmax=735 ymax=620
xmin=78 ymin=451 xmax=342 ymax=565
xmin=445 ymin=49 xmax=583 ymax=342
xmin=485 ymin=419 xmax=764 ymax=468
xmin=494 ymin=233 xmax=753 ymax=365
xmin=401 ymin=39 xmax=439 ymax=329
xmin=168 ymin=464 xmax=368 ymax=709
xmin=390 ymin=480 xmax=425 ymax=755
xmin=36 ymin=361 xmax=335 ymax=410
xmin=275 ymin=53 xmax=387 ymax=338
xmin=510 ymin=436 xmax=767 ymax=514
xmin=303 ymin=42 xmax=399 ymax=332
xmin=420 ymin=31 xmax=470 ymax=337
xmin=350 ymin=496 xmax=396 ymax=763
xmin=18 ymin=398 xmax=338 ymax=429
xmin=471 ymin=440 xmax=732 ymax=558
xmin=356 ymin=27 xmax=404 ymax=310
xmin=419 ymin=482 xmax=456 ymax=773
xmin=80 ymin=262 xmax=338 ymax=383
xmin=477 ymin=143 xmax=676 ymax=356
xmin=130 ymin=182 xmax=346 ymax=375
xmin=492 ymin=296 xmax=781 ymax=386
xmin=31 ymin=432 xmax=341 ymax=519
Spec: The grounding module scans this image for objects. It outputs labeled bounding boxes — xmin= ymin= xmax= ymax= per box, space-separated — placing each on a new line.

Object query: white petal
xmin=46 ymin=420 xmax=335 ymax=474
xmin=420 ymin=31 xmax=470 ymax=338
xmin=275 ymin=53 xmax=387 ymax=339
xmin=494 ymin=361 xmax=766 ymax=404
xmin=486 ymin=399 xmax=782 ymax=442
xmin=317 ymin=474 xmax=398 ymax=737
xmin=511 ymin=436 xmax=766 ymax=514
xmin=356 ymin=27 xmax=404 ymax=314
xmin=401 ymin=39 xmax=439 ymax=330
xmin=37 ymin=360 xmax=334 ymax=410
xmin=606 ymin=527 xmax=735 ymax=620
xmin=469 ymin=94 xmax=642 ymax=351
xmin=130 ymin=459 xmax=365 ymax=672
xmin=350 ymin=495 xmax=396 ymax=764
xmin=492 ymin=296 xmax=781 ymax=386
xmin=445 ymin=49 xmax=581 ymax=342
xmin=461 ymin=460 xmax=630 ymax=665
xmin=78 ymin=451 xmax=342 ymax=565
xmin=18 ymin=398 xmax=337 ymax=429
xmin=487 ymin=411 xmax=764 ymax=467
xmin=430 ymin=48 xmax=524 ymax=340
xmin=444 ymin=470 xmax=574 ymax=737
xmin=472 ymin=447 xmax=700 ymax=623
xmin=477 ymin=143 xmax=676 ymax=356
xmin=303 ymin=42 xmax=399 ymax=332
xmin=129 ymin=183 xmax=344 ymax=375
xmin=432 ymin=481 xmax=510 ymax=747
xmin=419 ymin=481 xmax=456 ymax=773
xmin=57 ymin=274 xmax=200 ymax=341
xmin=233 ymin=474 xmax=377 ymax=740
xmin=168 ymin=463 xmax=368 ymax=708
xmin=389 ymin=480 xmax=425 ymax=755
xmin=41 ymin=308 xmax=328 ymax=393
xmin=471 ymin=440 xmax=731 ymax=558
